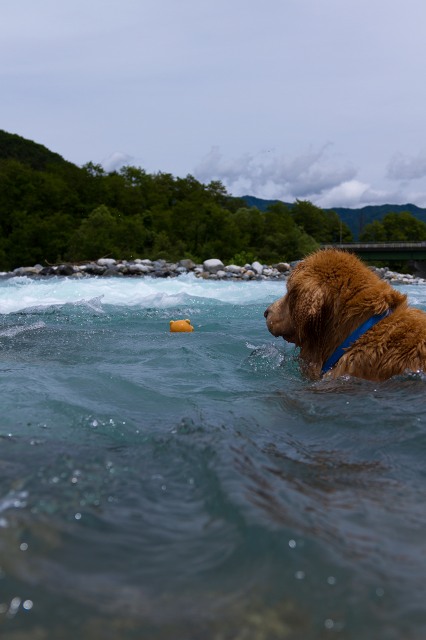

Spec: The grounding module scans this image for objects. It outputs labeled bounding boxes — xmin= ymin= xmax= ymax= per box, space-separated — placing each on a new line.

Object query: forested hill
xmin=1 ymin=129 xmax=426 ymax=272
xmin=333 ymin=203 xmax=426 ymax=239
xmin=0 ymin=129 xmax=350 ymax=270
xmin=242 ymin=195 xmax=426 ymax=240
xmin=0 ymin=129 xmax=76 ymax=171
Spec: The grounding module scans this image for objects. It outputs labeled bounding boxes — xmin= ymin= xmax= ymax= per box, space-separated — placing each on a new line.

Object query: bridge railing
xmin=322 ymin=242 xmax=426 ymax=250
xmin=320 ymin=242 xmax=426 ymax=262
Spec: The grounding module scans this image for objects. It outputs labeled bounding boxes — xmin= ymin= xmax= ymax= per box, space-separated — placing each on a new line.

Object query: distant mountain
xmin=241 ymin=195 xmax=286 ymax=210
xmin=241 ymin=195 xmax=426 ymax=240
xmin=332 ymin=204 xmax=426 ymax=239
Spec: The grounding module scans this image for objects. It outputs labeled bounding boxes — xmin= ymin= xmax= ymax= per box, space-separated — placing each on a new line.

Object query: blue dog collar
xmin=321 ymin=310 xmax=391 ymax=375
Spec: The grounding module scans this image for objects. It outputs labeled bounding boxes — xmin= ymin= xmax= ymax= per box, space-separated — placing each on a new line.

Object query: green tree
xmin=361 ymin=212 xmax=426 ymax=242
xmin=4 ymin=210 xmax=74 ymax=268
xmin=360 ymin=220 xmax=387 ymax=242
xmin=291 ymin=199 xmax=352 ymax=243
xmin=67 ymin=205 xmax=120 ymax=261
xmin=231 ymin=207 xmax=265 ymax=251
xmin=323 ymin=209 xmax=353 ymax=243
xmin=382 ymin=211 xmax=426 ymax=241
xmin=67 ymin=205 xmax=151 ymax=261
xmin=261 ymin=202 xmax=318 ymax=261
xmin=291 ymin=200 xmax=325 ymax=240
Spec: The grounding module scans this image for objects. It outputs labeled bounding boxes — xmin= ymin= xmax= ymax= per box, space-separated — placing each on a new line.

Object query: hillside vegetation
xmin=0 ymin=130 xmax=424 ymax=270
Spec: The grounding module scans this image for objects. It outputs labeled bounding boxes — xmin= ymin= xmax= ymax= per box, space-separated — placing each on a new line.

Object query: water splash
xmin=0 ymin=490 xmax=28 ymax=527
xmin=0 ymin=321 xmax=46 ymax=337
xmin=0 ymin=273 xmax=285 ymax=314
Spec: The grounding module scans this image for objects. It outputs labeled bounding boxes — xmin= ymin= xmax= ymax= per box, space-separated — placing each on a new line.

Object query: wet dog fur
xmin=264 ymin=249 xmax=426 ymax=381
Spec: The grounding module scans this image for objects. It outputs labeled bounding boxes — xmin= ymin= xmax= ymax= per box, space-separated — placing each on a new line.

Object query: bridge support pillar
xmin=412 ymin=261 xmax=426 ymax=278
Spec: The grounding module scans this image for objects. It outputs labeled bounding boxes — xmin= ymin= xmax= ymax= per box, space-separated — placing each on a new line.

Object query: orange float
xmin=170 ymin=319 xmax=194 ymax=332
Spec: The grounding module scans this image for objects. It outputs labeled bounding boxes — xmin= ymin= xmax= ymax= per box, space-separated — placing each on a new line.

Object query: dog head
xmin=265 ymin=249 xmax=407 ymax=377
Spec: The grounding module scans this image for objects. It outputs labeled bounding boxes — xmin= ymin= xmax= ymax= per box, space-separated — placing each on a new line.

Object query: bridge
xmin=323 ymin=242 xmax=426 ymax=262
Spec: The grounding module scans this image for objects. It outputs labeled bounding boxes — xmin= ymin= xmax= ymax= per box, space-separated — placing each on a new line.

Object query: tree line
xmin=0 ymin=152 xmax=351 ymax=270
xmin=1 ymin=130 xmax=426 ymax=270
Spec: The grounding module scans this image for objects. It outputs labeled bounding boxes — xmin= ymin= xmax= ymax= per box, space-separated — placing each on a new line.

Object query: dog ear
xmin=288 ymin=281 xmax=334 ymax=343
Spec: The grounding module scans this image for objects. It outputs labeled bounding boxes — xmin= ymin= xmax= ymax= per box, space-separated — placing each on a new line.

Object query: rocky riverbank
xmin=1 ymin=257 xmax=425 ymax=285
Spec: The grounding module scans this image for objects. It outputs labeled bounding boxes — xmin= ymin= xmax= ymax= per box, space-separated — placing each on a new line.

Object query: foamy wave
xmin=399 ymin=285 xmax=426 ymax=311
xmin=0 ymin=274 xmax=285 ymax=314
xmin=2 ymin=274 xmax=426 ymax=316
xmin=0 ymin=321 xmax=46 ymax=337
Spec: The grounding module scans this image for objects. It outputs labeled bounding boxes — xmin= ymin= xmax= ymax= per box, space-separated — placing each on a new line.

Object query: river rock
xmin=203 ymin=259 xmax=224 ymax=274
xmin=128 ymin=264 xmax=151 ymax=274
xmin=7 ymin=256 xmax=423 ymax=284
xmin=39 ymin=266 xmax=57 ymax=276
xmin=97 ymin=258 xmax=116 ymax=267
xmin=251 ymin=261 xmax=264 ymax=275
xmin=57 ymin=264 xmax=75 ymax=276
xmin=13 ymin=266 xmax=38 ymax=276
xmin=274 ymin=262 xmax=290 ymax=273
xmin=225 ymin=264 xmax=243 ymax=274
xmin=103 ymin=268 xmax=123 ymax=277
xmin=263 ymin=267 xmax=277 ymax=277
xmin=81 ymin=263 xmax=106 ymax=275
xmin=178 ymin=259 xmax=196 ymax=271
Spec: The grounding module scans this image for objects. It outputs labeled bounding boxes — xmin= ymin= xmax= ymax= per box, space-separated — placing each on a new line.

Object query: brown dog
xmin=264 ymin=248 xmax=426 ymax=381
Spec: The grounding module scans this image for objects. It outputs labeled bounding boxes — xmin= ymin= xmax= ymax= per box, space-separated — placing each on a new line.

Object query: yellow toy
xmin=170 ymin=319 xmax=194 ymax=333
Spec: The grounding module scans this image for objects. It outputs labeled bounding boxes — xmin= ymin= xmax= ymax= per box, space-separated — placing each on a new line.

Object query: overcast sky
xmin=2 ymin=0 xmax=426 ymax=208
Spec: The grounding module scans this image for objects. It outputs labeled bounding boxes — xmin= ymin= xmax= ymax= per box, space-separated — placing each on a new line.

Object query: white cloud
xmin=387 ymin=152 xmax=426 ymax=181
xmin=102 ymin=151 xmax=134 ymax=172
xmin=315 ymin=180 xmax=391 ymax=208
xmin=194 ymin=146 xmax=357 ymax=202
xmin=394 ymin=188 xmax=426 ymax=209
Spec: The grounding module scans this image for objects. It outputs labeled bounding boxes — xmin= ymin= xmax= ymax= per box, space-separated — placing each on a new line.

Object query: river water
xmin=0 ymin=274 xmax=426 ymax=640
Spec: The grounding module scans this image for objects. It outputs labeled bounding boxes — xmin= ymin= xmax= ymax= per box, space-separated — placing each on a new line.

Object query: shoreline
xmin=1 ymin=257 xmax=425 ymax=285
